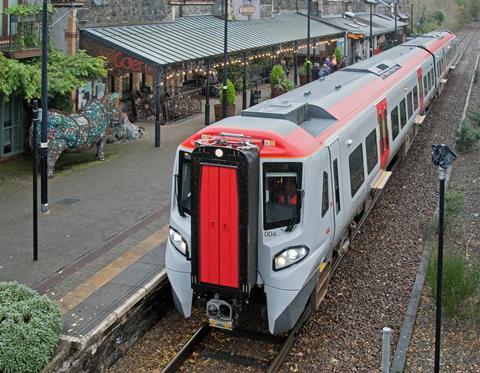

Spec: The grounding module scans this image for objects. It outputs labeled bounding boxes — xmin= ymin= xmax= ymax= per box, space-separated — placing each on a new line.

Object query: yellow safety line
xmin=58 ymin=225 xmax=169 ymax=314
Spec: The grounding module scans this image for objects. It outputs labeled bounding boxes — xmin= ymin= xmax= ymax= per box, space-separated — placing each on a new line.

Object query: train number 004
xmin=264 ymin=231 xmax=277 ymax=238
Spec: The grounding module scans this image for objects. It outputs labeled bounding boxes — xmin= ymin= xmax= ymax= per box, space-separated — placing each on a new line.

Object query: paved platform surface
xmin=0 ymin=87 xmax=271 ymax=347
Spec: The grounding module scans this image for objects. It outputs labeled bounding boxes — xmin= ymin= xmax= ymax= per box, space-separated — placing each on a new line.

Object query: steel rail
xmin=161 ymin=323 xmax=211 ymax=373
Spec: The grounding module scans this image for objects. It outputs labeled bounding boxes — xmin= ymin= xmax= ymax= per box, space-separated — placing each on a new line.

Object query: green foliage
xmin=427 ymin=253 xmax=480 ymax=321
xmin=50 ymin=93 xmax=74 ymax=112
xmin=334 ymin=47 xmax=343 ymax=63
xmin=432 ymin=10 xmax=445 ymax=24
xmin=444 ymin=189 xmax=465 ymax=227
xmin=0 ymin=50 xmax=106 ymax=104
xmin=219 ymin=79 xmax=236 ymax=106
xmin=269 ymin=64 xmax=294 ymax=94
xmin=299 ymin=60 xmax=312 ymax=77
xmin=218 ymin=62 xmax=251 ymax=92
xmin=269 ymin=64 xmax=285 ymax=88
xmin=469 ymin=104 xmax=480 ymax=124
xmin=281 ymin=78 xmax=294 ymax=91
xmin=1 ymin=4 xmax=55 ymax=17
xmin=455 ymin=119 xmax=480 ymax=153
xmin=0 ymin=282 xmax=62 ymax=373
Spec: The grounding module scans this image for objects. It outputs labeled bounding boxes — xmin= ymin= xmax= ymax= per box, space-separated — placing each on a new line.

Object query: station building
xmin=0 ymin=0 xmax=409 ymax=160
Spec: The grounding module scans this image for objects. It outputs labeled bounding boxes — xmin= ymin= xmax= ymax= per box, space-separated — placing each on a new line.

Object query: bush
xmin=269 ymin=64 xmax=285 ymax=89
xmin=269 ymin=64 xmax=294 ymax=93
xmin=219 ymin=79 xmax=236 ymax=106
xmin=427 ymin=253 xmax=480 ymax=320
xmin=299 ymin=60 xmax=312 ymax=77
xmin=0 ymin=282 xmax=62 ymax=373
xmin=334 ymin=47 xmax=343 ymax=63
xmin=455 ymin=119 xmax=480 ymax=153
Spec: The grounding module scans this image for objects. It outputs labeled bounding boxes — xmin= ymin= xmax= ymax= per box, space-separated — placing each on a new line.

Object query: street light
xmin=40 ymin=0 xmax=49 ymax=214
xmin=365 ymin=0 xmax=377 ymax=57
xmin=393 ymin=0 xmax=398 ymax=45
xmin=431 ymin=144 xmax=457 ymax=373
xmin=222 ymin=0 xmax=228 ymax=118
xmin=307 ymin=0 xmax=311 ymax=83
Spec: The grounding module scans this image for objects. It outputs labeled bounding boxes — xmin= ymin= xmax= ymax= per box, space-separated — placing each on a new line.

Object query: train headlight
xmin=169 ymin=227 xmax=188 ymax=257
xmin=273 ymin=245 xmax=309 ymax=271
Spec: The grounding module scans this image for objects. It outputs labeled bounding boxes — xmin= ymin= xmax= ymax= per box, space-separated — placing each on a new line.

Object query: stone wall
xmin=77 ymin=0 xmax=221 ymax=27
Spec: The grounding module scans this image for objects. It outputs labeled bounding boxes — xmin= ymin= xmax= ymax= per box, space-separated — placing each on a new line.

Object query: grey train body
xmin=166 ymin=31 xmax=457 ymax=334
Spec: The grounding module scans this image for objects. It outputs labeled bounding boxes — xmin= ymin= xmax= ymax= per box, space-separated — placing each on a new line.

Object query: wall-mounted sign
xmin=232 ymin=0 xmax=260 ymax=20
xmin=347 ymin=32 xmax=365 ymax=40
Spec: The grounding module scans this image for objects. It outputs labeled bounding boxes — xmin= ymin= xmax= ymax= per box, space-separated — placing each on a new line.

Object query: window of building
xmin=400 ymin=98 xmax=407 ymax=128
xmin=333 ymin=159 xmax=340 ymax=214
xmin=391 ymin=105 xmax=400 ymax=140
xmin=321 ymin=172 xmax=329 ymax=217
xmin=413 ymin=86 xmax=419 ymax=111
xmin=349 ymin=144 xmax=364 ymax=197
xmin=365 ymin=129 xmax=378 ymax=174
xmin=407 ymin=91 xmax=413 ymax=118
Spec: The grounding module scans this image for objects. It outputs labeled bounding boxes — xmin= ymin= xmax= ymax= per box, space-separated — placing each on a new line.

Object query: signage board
xmin=232 ymin=0 xmax=260 ymax=20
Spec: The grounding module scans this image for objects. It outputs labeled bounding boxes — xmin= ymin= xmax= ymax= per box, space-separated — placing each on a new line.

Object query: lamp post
xmin=431 ymin=144 xmax=457 ymax=373
xmin=365 ymin=0 xmax=377 ymax=57
xmin=410 ymin=2 xmax=414 ymax=37
xmin=307 ymin=0 xmax=311 ymax=83
xmin=394 ymin=0 xmax=398 ymax=45
xmin=40 ymin=0 xmax=48 ymax=213
xmin=222 ymin=0 xmax=228 ymax=118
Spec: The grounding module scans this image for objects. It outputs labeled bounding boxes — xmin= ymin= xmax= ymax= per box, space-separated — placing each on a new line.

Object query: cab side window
xmin=321 ymin=171 xmax=329 ymax=217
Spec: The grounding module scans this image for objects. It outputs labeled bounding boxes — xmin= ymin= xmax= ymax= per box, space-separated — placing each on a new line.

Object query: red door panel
xmin=218 ymin=167 xmax=239 ymax=288
xmin=417 ymin=68 xmax=425 ymax=113
xmin=199 ymin=164 xmax=239 ymax=288
xmin=376 ymin=98 xmax=390 ymax=169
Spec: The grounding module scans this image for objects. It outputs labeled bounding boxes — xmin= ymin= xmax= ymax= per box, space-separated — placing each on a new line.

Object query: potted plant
xmin=299 ymin=60 xmax=312 ymax=86
xmin=270 ymin=64 xmax=295 ymax=98
xmin=214 ymin=79 xmax=236 ymax=121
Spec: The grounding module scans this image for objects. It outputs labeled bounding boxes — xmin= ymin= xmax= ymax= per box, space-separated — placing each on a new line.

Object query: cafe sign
xmin=233 ymin=0 xmax=260 ymax=20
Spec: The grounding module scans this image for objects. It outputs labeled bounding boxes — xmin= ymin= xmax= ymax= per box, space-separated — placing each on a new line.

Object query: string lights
xmin=158 ymin=37 xmax=341 ymax=85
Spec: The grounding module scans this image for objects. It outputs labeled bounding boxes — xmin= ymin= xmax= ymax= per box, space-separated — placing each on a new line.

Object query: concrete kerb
xmin=46 ymin=268 xmax=168 ymax=371
xmin=391 ymin=167 xmax=453 ymax=373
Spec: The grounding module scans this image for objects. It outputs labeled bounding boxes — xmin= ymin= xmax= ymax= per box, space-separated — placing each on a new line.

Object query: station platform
xmin=0 ymin=86 xmax=272 ymax=371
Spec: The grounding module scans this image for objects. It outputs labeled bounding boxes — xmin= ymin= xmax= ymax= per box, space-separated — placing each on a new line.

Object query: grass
xmin=427 ymin=251 xmax=480 ymax=324
xmin=455 ymin=119 xmax=480 ymax=153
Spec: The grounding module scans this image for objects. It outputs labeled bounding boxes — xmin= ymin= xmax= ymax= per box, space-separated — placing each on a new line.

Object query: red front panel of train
xmin=199 ymin=164 xmax=239 ymax=288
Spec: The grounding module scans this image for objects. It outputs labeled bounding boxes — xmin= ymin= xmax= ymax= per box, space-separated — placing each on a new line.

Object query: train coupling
xmin=206 ymin=298 xmax=235 ymax=330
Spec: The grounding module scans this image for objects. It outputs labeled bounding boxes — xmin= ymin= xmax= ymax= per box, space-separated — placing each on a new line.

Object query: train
xmin=166 ymin=31 xmax=457 ymax=335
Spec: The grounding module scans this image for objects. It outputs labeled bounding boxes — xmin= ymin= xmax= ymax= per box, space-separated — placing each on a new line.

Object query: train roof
xmin=182 ymin=31 xmax=455 ymax=157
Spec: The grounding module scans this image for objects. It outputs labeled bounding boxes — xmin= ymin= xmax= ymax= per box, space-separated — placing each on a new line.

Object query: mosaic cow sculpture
xmin=33 ymin=93 xmax=143 ymax=178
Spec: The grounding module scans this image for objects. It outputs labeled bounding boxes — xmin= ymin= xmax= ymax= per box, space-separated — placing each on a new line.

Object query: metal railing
xmin=0 ymin=15 xmax=42 ymax=51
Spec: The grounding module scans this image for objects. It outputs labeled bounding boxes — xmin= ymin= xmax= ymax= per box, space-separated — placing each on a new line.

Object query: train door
xmin=376 ymin=98 xmax=390 ymax=169
xmin=327 ymin=138 xmax=342 ymax=243
xmin=417 ymin=68 xmax=425 ymax=113
xmin=199 ymin=164 xmax=239 ymax=288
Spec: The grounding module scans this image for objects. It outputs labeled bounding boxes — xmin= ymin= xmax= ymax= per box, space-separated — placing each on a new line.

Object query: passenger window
xmin=349 ymin=144 xmax=364 ymax=197
xmin=400 ymin=98 xmax=407 ymax=128
xmin=413 ymin=86 xmax=419 ymax=111
xmin=365 ymin=129 xmax=378 ymax=174
xmin=407 ymin=91 xmax=413 ymax=118
xmin=423 ymin=76 xmax=428 ymax=95
xmin=427 ymin=72 xmax=431 ymax=92
xmin=333 ymin=159 xmax=340 ymax=214
xmin=321 ymin=172 xmax=329 ymax=217
xmin=391 ymin=106 xmax=400 ymax=140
